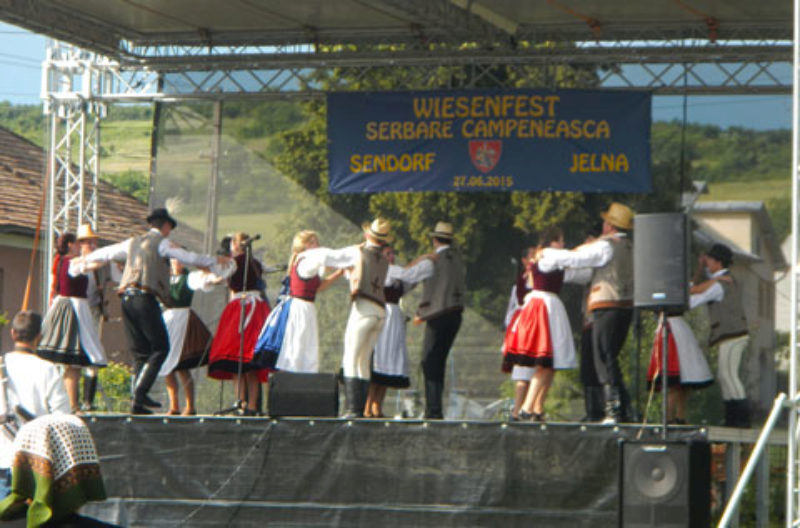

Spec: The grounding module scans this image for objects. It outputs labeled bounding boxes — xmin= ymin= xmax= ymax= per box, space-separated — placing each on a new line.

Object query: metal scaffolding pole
xmin=788 ymin=0 xmax=800 ymax=526
xmin=42 ymin=41 xmax=103 ymax=303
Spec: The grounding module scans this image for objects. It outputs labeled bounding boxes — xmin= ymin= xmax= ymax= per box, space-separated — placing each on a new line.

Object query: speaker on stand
xmin=620 ymin=440 xmax=711 ymax=528
xmin=633 ymin=212 xmax=689 ymax=437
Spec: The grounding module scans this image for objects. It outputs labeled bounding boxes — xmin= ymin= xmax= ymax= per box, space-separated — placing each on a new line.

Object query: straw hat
xmin=76 ymin=224 xmax=99 ymax=241
xmin=363 ymin=217 xmax=392 ymax=243
xmin=146 ymin=208 xmax=178 ymax=229
xmin=430 ymin=221 xmax=455 ymax=240
xmin=600 ymin=202 xmax=633 ymax=231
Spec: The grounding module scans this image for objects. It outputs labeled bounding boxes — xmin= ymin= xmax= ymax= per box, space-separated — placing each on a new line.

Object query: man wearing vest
xmin=297 ymin=218 xmax=393 ymax=418
xmin=549 ymin=203 xmax=634 ymax=423
xmin=85 ymin=208 xmax=228 ymax=414
xmin=408 ymin=221 xmax=466 ymax=420
xmin=689 ymin=243 xmax=750 ymax=427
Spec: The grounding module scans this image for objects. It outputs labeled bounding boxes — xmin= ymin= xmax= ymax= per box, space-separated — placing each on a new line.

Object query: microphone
xmin=242 ymin=234 xmax=261 ymax=246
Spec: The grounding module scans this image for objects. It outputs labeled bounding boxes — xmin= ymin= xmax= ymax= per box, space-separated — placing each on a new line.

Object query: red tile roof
xmin=0 ymin=126 xmax=148 ymax=242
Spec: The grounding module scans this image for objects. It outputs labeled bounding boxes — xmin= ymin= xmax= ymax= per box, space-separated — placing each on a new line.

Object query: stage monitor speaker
xmin=633 ymin=212 xmax=688 ymax=311
xmin=268 ymin=371 xmax=339 ymax=418
xmin=620 ymin=441 xmax=710 ymax=528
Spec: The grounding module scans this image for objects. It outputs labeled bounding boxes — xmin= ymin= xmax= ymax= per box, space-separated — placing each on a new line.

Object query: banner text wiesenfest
xmin=327 ymin=89 xmax=651 ymax=193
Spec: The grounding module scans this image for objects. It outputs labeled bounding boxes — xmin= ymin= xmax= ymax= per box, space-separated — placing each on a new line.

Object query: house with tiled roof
xmin=0 ymin=126 xmax=149 ymax=354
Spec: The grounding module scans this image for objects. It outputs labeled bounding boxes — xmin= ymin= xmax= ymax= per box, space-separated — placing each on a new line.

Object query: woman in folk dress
xmin=37 ymin=232 xmax=107 ymax=412
xmin=207 ymin=232 xmax=271 ymax=415
xmin=255 ymin=230 xmax=343 ymax=374
xmin=503 ymin=227 xmax=578 ymax=421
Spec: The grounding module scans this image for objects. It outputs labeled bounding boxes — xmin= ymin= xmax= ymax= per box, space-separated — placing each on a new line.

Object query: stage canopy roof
xmin=0 ymin=0 xmax=791 ymax=75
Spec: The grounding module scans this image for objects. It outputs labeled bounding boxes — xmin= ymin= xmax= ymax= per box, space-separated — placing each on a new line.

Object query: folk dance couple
xmin=255 ymin=219 xmax=465 ymax=420
xmin=84 ymin=208 xmax=232 ymax=414
xmin=503 ymin=204 xmax=654 ymax=423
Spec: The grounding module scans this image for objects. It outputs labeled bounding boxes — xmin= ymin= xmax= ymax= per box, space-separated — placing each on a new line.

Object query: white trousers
xmin=342 ymin=298 xmax=386 ymax=380
xmin=717 ymin=334 xmax=749 ymax=401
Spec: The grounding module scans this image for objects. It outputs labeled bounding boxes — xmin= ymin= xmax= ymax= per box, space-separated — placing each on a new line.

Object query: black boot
xmin=733 ymin=399 xmax=751 ymax=428
xmin=723 ymin=400 xmax=736 ymax=427
xmin=602 ymin=384 xmax=622 ymax=424
xmin=342 ymin=378 xmax=362 ymax=419
xmin=583 ymin=386 xmax=605 ymax=422
xmin=82 ymin=375 xmax=98 ymax=412
xmin=424 ymin=379 xmax=444 ymax=420
xmin=132 ymin=357 xmax=164 ymax=413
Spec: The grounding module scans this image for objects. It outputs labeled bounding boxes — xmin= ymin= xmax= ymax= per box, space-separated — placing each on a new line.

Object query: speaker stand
xmin=659 ymin=310 xmax=670 ymax=439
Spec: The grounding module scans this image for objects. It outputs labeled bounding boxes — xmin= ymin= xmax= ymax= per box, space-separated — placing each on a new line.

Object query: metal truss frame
xmin=37 ymin=3 xmax=800 ymax=523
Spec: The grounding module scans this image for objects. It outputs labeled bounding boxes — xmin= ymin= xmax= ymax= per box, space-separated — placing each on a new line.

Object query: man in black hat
xmin=84 ymin=208 xmax=230 ymax=414
xmin=689 ymin=243 xmax=751 ymax=427
xmin=405 ymin=221 xmax=466 ymax=420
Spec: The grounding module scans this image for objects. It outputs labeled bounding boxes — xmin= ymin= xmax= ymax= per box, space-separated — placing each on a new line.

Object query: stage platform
xmin=77 ymin=415 xmax=730 ymax=527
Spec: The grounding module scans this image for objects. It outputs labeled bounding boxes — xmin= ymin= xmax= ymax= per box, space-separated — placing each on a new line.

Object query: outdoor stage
xmin=78 ymin=415 xmax=716 ymax=527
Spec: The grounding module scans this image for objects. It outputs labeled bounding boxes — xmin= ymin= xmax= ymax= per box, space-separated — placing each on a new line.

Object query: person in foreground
xmin=0 ymin=312 xmax=106 ymax=527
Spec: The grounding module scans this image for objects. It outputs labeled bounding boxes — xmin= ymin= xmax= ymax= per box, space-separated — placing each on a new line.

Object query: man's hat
xmin=76 ymin=224 xmax=99 ymax=241
xmin=363 ymin=217 xmax=392 ymax=242
xmin=430 ymin=221 xmax=455 ymax=240
xmin=706 ymin=243 xmax=733 ymax=267
xmin=146 ymin=208 xmax=178 ymax=229
xmin=601 ymin=202 xmax=634 ymax=231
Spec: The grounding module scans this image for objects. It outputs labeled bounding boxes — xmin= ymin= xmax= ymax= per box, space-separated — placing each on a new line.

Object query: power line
xmin=0 ymin=60 xmax=40 ymax=70
xmin=0 ymin=51 xmax=40 ymax=64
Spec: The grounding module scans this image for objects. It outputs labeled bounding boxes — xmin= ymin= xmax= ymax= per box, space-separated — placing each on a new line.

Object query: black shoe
xmin=141 ymin=395 xmax=162 ymax=408
xmin=518 ymin=410 xmax=534 ymax=421
xmin=131 ymin=404 xmax=153 ymax=415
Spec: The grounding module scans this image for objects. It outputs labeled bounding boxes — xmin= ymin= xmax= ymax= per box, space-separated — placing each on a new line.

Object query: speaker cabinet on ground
xmin=633 ymin=212 xmax=688 ymax=312
xmin=268 ymin=371 xmax=339 ymax=418
xmin=620 ymin=440 xmax=710 ymax=528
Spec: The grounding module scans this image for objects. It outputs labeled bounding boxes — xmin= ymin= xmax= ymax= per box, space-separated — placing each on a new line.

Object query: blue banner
xmin=327 ymin=89 xmax=651 ymax=193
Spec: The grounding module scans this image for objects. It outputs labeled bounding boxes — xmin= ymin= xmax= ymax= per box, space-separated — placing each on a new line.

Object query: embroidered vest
xmin=384 ymin=282 xmax=404 ymax=304
xmin=707 ymin=274 xmax=749 ymax=346
xmin=118 ymin=231 xmax=170 ymax=302
xmin=289 ymin=257 xmax=322 ymax=301
xmin=531 ymin=262 xmax=564 ymax=294
xmin=350 ymin=245 xmax=388 ymax=306
xmin=55 ymin=255 xmax=88 ymax=298
xmin=229 ymin=253 xmax=262 ymax=293
xmin=417 ymin=247 xmax=466 ymax=321
xmin=588 ymin=235 xmax=633 ymax=311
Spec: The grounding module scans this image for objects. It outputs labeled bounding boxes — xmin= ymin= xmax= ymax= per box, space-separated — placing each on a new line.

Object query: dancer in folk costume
xmin=364 ymin=245 xmax=423 ymax=418
xmin=254 ymin=230 xmax=344 ymax=373
xmin=278 ymin=219 xmax=393 ymax=418
xmin=207 ymin=232 xmax=271 ymax=415
xmin=503 ymin=227 xmax=578 ymax=421
xmin=84 ymin=208 xmax=226 ymax=414
xmin=501 ymin=246 xmax=536 ymax=421
xmin=37 ymin=232 xmax=107 ymax=413
xmin=158 ymin=259 xmax=214 ymax=415
xmin=690 ymin=243 xmax=751 ymax=427
xmin=646 ymin=314 xmax=713 ymax=424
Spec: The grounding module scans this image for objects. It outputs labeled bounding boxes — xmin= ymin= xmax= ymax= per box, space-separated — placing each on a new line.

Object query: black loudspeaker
xmin=268 ymin=371 xmax=339 ymax=417
xmin=633 ymin=212 xmax=688 ymax=312
xmin=620 ymin=441 xmax=710 ymax=528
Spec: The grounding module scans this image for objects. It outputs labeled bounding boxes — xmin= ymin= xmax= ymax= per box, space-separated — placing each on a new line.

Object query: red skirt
xmin=208 ymin=294 xmax=271 ymax=382
xmin=646 ymin=323 xmax=680 ymax=390
xmin=502 ymin=296 xmax=553 ymax=368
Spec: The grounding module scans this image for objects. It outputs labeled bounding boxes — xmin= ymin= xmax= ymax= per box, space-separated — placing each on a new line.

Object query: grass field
xmin=699 ymin=178 xmax=789 ymax=204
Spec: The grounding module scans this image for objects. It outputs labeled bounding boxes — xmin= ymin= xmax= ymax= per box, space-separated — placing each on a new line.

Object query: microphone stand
xmin=215 ymin=238 xmax=255 ymax=416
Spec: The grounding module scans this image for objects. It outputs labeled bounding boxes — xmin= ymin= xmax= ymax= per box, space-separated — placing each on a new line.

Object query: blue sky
xmin=0 ymin=21 xmax=792 ymax=130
